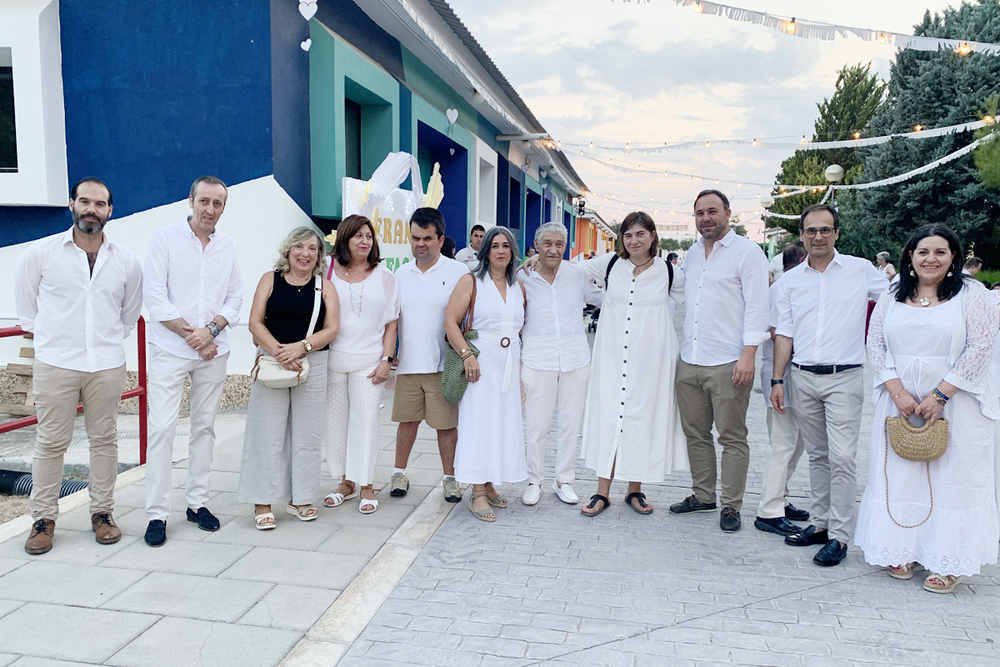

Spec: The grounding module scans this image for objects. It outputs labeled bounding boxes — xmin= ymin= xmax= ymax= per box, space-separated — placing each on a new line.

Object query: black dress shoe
xmin=785 ymin=525 xmax=828 ymax=547
xmin=144 ymin=520 xmax=167 ymax=548
xmin=784 ymin=503 xmax=810 ymax=521
xmin=669 ymin=495 xmax=717 ymax=514
xmin=754 ymin=516 xmax=803 ymax=537
xmin=187 ymin=507 xmax=221 ymax=532
xmin=720 ymin=507 xmax=741 ymax=532
xmin=813 ymin=539 xmax=848 ymax=566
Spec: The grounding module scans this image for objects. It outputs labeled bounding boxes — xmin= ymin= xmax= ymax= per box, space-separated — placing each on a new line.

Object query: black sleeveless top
xmin=264 ymin=271 xmax=328 ymax=350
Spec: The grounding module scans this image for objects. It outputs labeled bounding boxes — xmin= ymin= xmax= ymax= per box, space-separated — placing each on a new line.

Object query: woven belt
xmin=792 ymin=363 xmax=862 ymax=375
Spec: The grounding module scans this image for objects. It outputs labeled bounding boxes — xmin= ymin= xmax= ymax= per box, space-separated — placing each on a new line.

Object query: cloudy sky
xmin=447 ymin=0 xmax=957 ymax=237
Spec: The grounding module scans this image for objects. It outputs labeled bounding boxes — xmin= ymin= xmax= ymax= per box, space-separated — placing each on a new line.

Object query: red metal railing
xmin=0 ymin=316 xmax=148 ymax=464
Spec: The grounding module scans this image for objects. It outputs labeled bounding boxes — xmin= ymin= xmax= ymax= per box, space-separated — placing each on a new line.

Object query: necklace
xmin=919 ymin=297 xmax=931 ymax=307
xmin=348 ymin=273 xmax=365 ymax=317
xmin=629 ymin=256 xmax=655 ymax=274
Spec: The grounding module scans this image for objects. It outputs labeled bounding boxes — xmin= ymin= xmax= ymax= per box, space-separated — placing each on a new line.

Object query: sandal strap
xmin=587 ymin=494 xmax=610 ymax=509
xmin=624 ymin=492 xmax=648 ymax=507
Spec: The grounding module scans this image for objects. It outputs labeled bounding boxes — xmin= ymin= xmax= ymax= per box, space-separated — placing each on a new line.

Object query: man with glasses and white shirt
xmin=770 ymin=204 xmax=888 ymax=566
xmin=142 ymin=176 xmax=243 ymax=547
xmin=517 ymin=222 xmax=601 ymax=506
xmin=670 ymin=189 xmax=770 ymax=533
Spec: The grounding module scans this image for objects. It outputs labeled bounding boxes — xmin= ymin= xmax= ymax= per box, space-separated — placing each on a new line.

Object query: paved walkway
xmin=1 ymin=362 xmax=999 ymax=666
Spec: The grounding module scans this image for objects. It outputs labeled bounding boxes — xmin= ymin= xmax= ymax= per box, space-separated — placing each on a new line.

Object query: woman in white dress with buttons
xmin=445 ymin=226 xmax=528 ymax=521
xmin=858 ymin=224 xmax=999 ymax=593
xmin=578 ymin=211 xmax=688 ymax=516
xmin=323 ymin=215 xmax=400 ymax=515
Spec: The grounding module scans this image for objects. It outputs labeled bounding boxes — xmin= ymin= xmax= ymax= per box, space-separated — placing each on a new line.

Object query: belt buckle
xmin=500 ymin=337 xmax=511 ymax=348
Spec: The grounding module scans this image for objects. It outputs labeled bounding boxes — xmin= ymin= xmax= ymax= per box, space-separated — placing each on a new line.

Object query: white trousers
xmin=756 ymin=407 xmax=805 ymax=519
xmin=145 ymin=345 xmax=228 ymax=521
xmin=994 ymin=421 xmax=1000 ymax=529
xmin=324 ymin=362 xmax=385 ymax=486
xmin=521 ymin=364 xmax=590 ymax=486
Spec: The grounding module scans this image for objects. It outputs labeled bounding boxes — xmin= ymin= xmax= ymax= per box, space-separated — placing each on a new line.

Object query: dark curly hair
xmin=893 ymin=223 xmax=967 ymax=304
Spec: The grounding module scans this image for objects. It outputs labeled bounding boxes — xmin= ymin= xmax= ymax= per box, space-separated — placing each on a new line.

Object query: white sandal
xmin=359 ymin=496 xmax=379 ymax=514
xmin=324 ymin=484 xmax=358 ymax=508
xmin=286 ymin=504 xmax=319 ymax=521
xmin=254 ymin=512 xmax=276 ymax=530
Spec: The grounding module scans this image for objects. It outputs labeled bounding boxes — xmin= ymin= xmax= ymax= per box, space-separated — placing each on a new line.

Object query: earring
xmin=909 ymin=269 xmax=916 ymax=277
xmin=947 ymin=270 xmax=953 ymax=277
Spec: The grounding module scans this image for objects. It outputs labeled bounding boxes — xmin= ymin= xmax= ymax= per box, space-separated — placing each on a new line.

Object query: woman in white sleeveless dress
xmin=445 ymin=226 xmax=528 ymax=522
xmin=857 ymin=224 xmax=999 ymax=594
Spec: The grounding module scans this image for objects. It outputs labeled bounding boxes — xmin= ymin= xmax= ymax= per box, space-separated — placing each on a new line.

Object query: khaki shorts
xmin=391 ymin=372 xmax=458 ymax=430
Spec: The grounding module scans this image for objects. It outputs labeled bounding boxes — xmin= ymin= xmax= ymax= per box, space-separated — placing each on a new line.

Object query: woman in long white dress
xmin=857 ymin=224 xmax=999 ymax=593
xmin=445 ymin=226 xmax=527 ymax=522
xmin=578 ymin=211 xmax=689 ymax=516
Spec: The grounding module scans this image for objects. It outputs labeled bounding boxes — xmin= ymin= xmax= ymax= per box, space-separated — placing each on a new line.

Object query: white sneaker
xmin=521 ymin=483 xmax=542 ymax=506
xmin=553 ymin=481 xmax=579 ymax=504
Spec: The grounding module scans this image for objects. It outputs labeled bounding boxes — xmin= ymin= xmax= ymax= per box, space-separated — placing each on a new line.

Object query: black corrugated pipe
xmin=0 ymin=469 xmax=88 ymax=497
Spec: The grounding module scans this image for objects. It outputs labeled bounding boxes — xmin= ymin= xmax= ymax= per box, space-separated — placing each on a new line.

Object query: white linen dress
xmin=856 ymin=283 xmax=1000 ymax=577
xmin=579 ymin=254 xmax=689 ymax=482
xmin=454 ymin=276 xmax=528 ymax=485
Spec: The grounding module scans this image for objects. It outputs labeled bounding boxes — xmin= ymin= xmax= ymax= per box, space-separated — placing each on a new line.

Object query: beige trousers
xmin=756 ymin=407 xmax=805 ymax=518
xmin=30 ymin=361 xmax=127 ymax=521
xmin=676 ymin=360 xmax=752 ymax=510
xmin=789 ymin=366 xmax=864 ymax=543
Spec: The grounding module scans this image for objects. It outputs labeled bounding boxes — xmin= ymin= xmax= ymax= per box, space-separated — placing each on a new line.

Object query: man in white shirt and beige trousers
xmin=15 ymin=178 xmax=143 ymax=555
xmin=518 ymin=222 xmax=600 ymax=506
xmin=142 ymin=176 xmax=243 ymax=547
xmin=670 ymin=190 xmax=770 ymax=533
xmin=771 ymin=204 xmax=888 ymax=566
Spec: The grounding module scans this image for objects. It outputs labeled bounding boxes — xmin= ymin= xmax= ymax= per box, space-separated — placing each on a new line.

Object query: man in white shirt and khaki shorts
xmin=390 ymin=208 xmax=469 ymax=502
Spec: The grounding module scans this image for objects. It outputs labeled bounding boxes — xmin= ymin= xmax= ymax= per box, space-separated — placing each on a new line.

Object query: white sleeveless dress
xmin=454 ymin=277 xmax=528 ymax=485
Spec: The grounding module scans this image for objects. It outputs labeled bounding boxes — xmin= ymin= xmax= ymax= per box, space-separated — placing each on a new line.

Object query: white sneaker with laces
xmin=553 ymin=481 xmax=580 ymax=504
xmin=521 ymin=483 xmax=542 ymax=506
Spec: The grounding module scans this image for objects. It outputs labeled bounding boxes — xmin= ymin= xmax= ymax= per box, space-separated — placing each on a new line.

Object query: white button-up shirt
xmin=518 ymin=262 xmax=601 ymax=373
xmin=15 ymin=228 xmax=143 ymax=373
xmin=773 ymin=251 xmax=889 ymax=366
xmin=395 ymin=255 xmax=470 ymax=374
xmin=681 ymin=228 xmax=770 ymax=366
xmin=143 ymin=221 xmax=243 ymax=360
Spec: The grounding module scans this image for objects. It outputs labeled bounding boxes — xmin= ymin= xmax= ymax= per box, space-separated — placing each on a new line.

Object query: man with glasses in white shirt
xmin=16 ymin=178 xmax=143 ymax=555
xmin=770 ymin=204 xmax=888 ymax=566
xmin=390 ymin=208 xmax=469 ymax=503
xmin=142 ymin=176 xmax=243 ymax=547
xmin=518 ymin=222 xmax=601 ymax=506
xmin=670 ymin=190 xmax=770 ymax=533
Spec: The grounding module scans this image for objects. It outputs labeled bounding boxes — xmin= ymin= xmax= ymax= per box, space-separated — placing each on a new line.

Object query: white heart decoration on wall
xmin=301 ymin=39 xmax=312 ymax=51
xmin=299 ymin=1 xmax=318 ymax=21
xmin=446 ymin=108 xmax=458 ymax=124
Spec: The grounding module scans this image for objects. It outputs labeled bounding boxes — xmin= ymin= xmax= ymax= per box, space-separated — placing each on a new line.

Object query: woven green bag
xmin=442 ymin=278 xmax=479 ymax=403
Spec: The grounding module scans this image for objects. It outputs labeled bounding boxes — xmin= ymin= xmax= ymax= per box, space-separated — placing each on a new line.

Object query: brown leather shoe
xmin=91 ymin=512 xmax=121 ymax=545
xmin=25 ymin=519 xmax=55 ymax=555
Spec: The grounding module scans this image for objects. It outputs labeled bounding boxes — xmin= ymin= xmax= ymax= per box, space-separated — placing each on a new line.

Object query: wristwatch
xmin=770 ymin=379 xmax=784 ymax=386
xmin=207 ymin=322 xmax=221 ymax=337
xmin=382 ymin=356 xmax=394 ymax=364
xmin=302 ymin=339 xmax=313 ymax=353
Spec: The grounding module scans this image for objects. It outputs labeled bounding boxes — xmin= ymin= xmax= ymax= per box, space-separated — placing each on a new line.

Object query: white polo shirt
xmin=454 ymin=246 xmax=478 ymax=270
xmin=773 ymin=250 xmax=889 ymax=366
xmin=518 ymin=262 xmax=601 ymax=373
xmin=395 ymin=254 xmax=470 ymax=374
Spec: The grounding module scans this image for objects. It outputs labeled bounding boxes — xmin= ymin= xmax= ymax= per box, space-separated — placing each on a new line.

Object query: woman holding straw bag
xmin=857 ymin=224 xmax=999 ymax=593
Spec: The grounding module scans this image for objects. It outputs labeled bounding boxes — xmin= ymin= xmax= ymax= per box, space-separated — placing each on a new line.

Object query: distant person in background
xmin=454 ymin=224 xmax=486 ymax=270
xmin=666 ymin=252 xmax=679 ymax=265
xmin=442 ymin=236 xmax=456 ymax=259
xmin=964 ymin=257 xmax=983 ymax=277
xmin=876 ymin=251 xmax=896 ymax=280
xmin=754 ymin=241 xmax=809 ymax=539
xmin=588 ymin=251 xmax=596 ymax=259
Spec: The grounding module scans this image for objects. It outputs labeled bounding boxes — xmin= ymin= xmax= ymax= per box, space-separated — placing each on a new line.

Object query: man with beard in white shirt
xmin=518 ymin=222 xmax=601 ymax=506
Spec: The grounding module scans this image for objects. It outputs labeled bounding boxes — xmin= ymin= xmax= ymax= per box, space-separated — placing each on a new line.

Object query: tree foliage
xmin=768 ymin=62 xmax=886 ymax=233
xmin=838 ymin=1 xmax=1000 ymax=267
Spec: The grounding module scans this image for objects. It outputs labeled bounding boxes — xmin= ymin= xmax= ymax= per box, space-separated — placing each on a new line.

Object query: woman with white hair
xmin=876 ymin=251 xmax=896 ymax=280
xmin=238 ymin=227 xmax=340 ymax=529
xmin=445 ymin=226 xmax=528 ymax=521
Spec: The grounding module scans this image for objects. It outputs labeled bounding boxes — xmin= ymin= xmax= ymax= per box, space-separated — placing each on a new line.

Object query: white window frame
xmin=0 ymin=0 xmax=67 ymax=206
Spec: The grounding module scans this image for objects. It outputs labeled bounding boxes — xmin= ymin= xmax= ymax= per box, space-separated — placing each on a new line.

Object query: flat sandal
xmin=468 ymin=493 xmax=496 ymax=522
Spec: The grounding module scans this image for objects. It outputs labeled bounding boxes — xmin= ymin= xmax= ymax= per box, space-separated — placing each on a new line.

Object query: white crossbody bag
xmin=251 ymin=275 xmax=323 ymax=389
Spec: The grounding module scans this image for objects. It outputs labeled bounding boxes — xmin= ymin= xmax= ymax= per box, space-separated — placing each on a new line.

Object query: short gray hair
xmin=275 ymin=227 xmax=327 ymax=278
xmin=475 ymin=226 xmax=520 ymax=286
xmin=534 ymin=222 xmax=568 ymax=247
xmin=876 ymin=251 xmax=891 ymax=262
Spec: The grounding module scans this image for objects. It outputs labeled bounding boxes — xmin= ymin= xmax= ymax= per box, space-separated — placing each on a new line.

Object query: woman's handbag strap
xmin=462 ymin=277 xmax=477 ymax=334
xmin=307 ymin=275 xmax=323 ymax=338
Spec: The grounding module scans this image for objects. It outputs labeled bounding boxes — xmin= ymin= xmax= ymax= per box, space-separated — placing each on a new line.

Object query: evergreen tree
xmin=838 ymin=1 xmax=1000 ymax=266
xmin=767 ymin=62 xmax=886 ymax=234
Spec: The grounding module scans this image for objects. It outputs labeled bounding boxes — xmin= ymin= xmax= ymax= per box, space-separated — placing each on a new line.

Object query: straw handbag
xmin=883 ymin=416 xmax=948 ymax=528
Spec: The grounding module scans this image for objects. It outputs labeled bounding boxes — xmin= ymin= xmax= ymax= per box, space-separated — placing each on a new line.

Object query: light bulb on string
xmin=878 ymin=32 xmax=888 ymax=44
xmin=786 ymin=19 xmax=796 ymax=34
xmin=693 ymin=2 xmax=703 ymax=13
xmin=625 ymin=142 xmax=631 ymax=150
xmin=914 ymin=124 xmax=924 ymax=132
xmin=853 ymin=132 xmax=861 ymax=139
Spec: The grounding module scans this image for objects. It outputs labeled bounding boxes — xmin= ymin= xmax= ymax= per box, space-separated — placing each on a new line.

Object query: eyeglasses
xmin=802 ymin=226 xmax=836 ymax=238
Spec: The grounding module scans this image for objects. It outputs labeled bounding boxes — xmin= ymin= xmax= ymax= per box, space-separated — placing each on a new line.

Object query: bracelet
xmin=891 ymin=390 xmax=904 ymax=399
xmin=933 ymin=388 xmax=950 ymax=404
xmin=461 ymin=352 xmax=473 ymax=361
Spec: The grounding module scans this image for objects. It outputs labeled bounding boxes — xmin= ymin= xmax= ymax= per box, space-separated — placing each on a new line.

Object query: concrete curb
xmin=0 ymin=464 xmax=147 ymax=545
xmin=279 ymin=486 xmax=459 ymax=666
